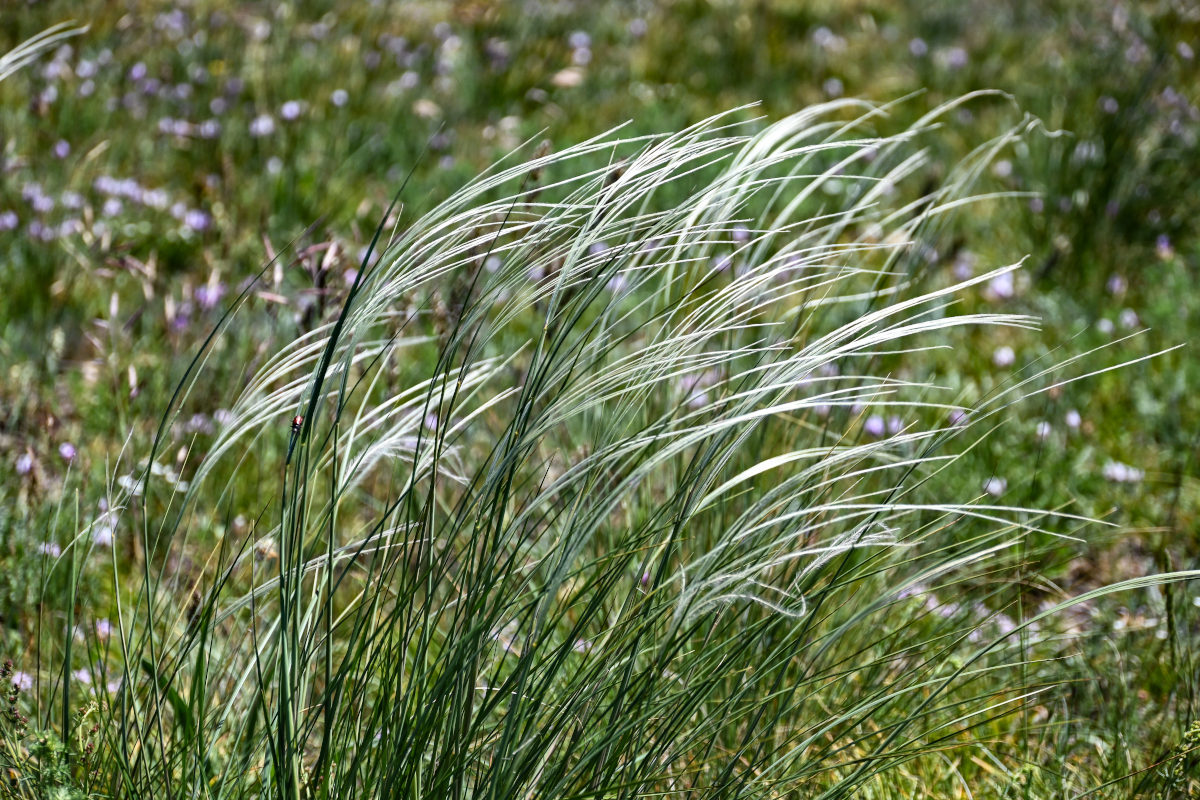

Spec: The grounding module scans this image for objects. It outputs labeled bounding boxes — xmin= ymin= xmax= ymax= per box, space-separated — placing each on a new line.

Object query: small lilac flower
xmin=945 ymin=46 xmax=968 ymax=68
xmin=102 ymin=198 xmax=123 ymax=217
xmin=59 ymin=442 xmax=77 ymax=460
xmin=823 ymin=77 xmax=844 ymax=97
xmin=53 ymin=140 xmax=70 ymax=158
xmin=992 ymin=346 xmax=1015 ymax=368
xmin=1065 ymin=409 xmax=1081 ymax=430
xmin=197 ymin=119 xmax=221 ymax=139
xmin=1118 ymin=309 xmax=1139 ymax=329
xmin=249 ymin=114 xmax=276 ymax=137
xmin=343 ymin=268 xmax=359 ymax=285
xmin=573 ymin=638 xmax=592 ymax=653
xmin=193 ymin=281 xmax=225 ymax=309
xmin=183 ymin=209 xmax=212 ymax=233
xmin=483 ymin=256 xmax=502 ymax=273
xmin=987 ymin=272 xmax=1014 ymax=300
xmin=1156 ymin=234 xmax=1173 ymax=259
xmin=629 ymin=18 xmax=647 ymax=37
xmin=12 ymin=672 xmax=32 ymax=691
xmin=331 ymin=88 xmax=348 ymax=107
xmin=95 ymin=619 xmax=113 ymax=638
xmin=0 ymin=210 xmax=17 ymax=231
xmin=948 ymin=409 xmax=970 ymax=427
xmin=424 ymin=412 xmax=439 ymax=431
xmin=39 ymin=542 xmax=61 ymax=558
xmin=991 ymin=159 xmax=1013 ymax=178
xmin=952 ymin=251 xmax=975 ymax=280
xmin=129 ymin=62 xmax=147 ymax=81
xmin=142 ymin=188 xmax=169 ymax=209
xmin=568 ymin=31 xmax=591 ymax=49
xmin=1179 ymin=42 xmax=1195 ymax=60
xmin=908 ymin=38 xmax=928 ymax=57
xmin=280 ymin=100 xmax=303 ymax=121
xmin=185 ymin=413 xmax=214 ymax=434
xmin=72 ymin=668 xmax=91 ymax=685
xmin=1102 ymin=460 xmax=1144 ymax=483
xmin=1107 ymin=274 xmax=1127 ymax=296
xmin=213 ymin=409 xmax=235 ymax=427
xmin=983 ymin=477 xmax=1007 ymax=497
xmin=93 ymin=524 xmax=114 ymax=547
xmin=887 ymin=416 xmax=904 ymax=435
xmin=863 ymin=414 xmax=886 ymax=437
xmin=31 ymin=194 xmax=55 ymax=214
xmin=588 ymin=241 xmax=610 ymax=256
xmin=1096 ymin=318 xmax=1114 ymax=335
xmin=1028 ymin=196 xmax=1044 ymax=213
xmin=1035 ymin=421 xmax=1052 ymax=440
xmin=16 ymin=452 xmax=34 ymax=474
xmin=572 ymin=47 xmax=592 ymax=66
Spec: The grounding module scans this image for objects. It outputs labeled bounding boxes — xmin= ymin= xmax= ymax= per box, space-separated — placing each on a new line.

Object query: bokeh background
xmin=2 ymin=0 xmax=1199 ymax=790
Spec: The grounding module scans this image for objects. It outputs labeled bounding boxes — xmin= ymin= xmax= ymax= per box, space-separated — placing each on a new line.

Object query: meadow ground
xmin=1 ymin=2 xmax=1199 ymax=797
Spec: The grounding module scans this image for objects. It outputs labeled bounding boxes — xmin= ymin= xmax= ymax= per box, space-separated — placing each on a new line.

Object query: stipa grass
xmin=20 ymin=99 xmax=1196 ymax=799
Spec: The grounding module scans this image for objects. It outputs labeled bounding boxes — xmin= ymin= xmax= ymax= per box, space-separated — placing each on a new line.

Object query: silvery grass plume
xmin=0 ymin=21 xmax=86 ymax=84
xmin=78 ymin=98 xmax=1192 ymax=799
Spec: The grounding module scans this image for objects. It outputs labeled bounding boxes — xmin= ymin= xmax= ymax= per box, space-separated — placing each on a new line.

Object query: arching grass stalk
xmin=81 ymin=98 xmax=1193 ymax=798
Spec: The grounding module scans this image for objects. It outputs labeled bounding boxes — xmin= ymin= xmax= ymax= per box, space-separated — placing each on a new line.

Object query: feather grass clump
xmin=64 ymin=98 xmax=1194 ymax=799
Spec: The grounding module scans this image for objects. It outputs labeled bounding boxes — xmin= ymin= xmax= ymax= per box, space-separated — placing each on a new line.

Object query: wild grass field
xmin=1 ymin=2 xmax=1199 ymax=798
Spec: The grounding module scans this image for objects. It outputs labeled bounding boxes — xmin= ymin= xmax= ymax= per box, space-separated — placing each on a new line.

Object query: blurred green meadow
xmin=2 ymin=1 xmax=1199 ymax=797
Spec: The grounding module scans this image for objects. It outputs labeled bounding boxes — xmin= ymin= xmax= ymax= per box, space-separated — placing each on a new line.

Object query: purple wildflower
xmin=183 ymin=209 xmax=212 ymax=233
xmin=983 ymin=477 xmax=1007 ymax=497
xmin=992 ymin=346 xmax=1015 ymax=367
xmin=1065 ymin=409 xmax=1081 ymax=430
xmin=16 ymin=452 xmax=33 ymax=474
xmin=0 ymin=211 xmax=17 ymax=231
xmin=280 ymin=100 xmax=303 ymax=121
xmin=193 ymin=281 xmax=225 ymax=309
xmin=1156 ymin=234 xmax=1173 ymax=259
xmin=987 ymin=272 xmax=1015 ymax=300
xmin=39 ymin=542 xmax=61 ymax=558
xmin=53 ymin=140 xmax=70 ymax=158
xmin=331 ymin=88 xmax=348 ymax=107
xmin=1102 ymin=460 xmax=1144 ymax=483
xmin=59 ymin=442 xmax=77 ymax=460
xmin=93 ymin=524 xmax=114 ymax=547
xmin=863 ymin=415 xmax=886 ymax=437
xmin=249 ymin=114 xmax=276 ymax=137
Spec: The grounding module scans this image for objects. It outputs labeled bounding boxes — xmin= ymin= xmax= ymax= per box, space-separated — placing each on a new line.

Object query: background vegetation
xmin=1 ymin=1 xmax=1198 ymax=797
